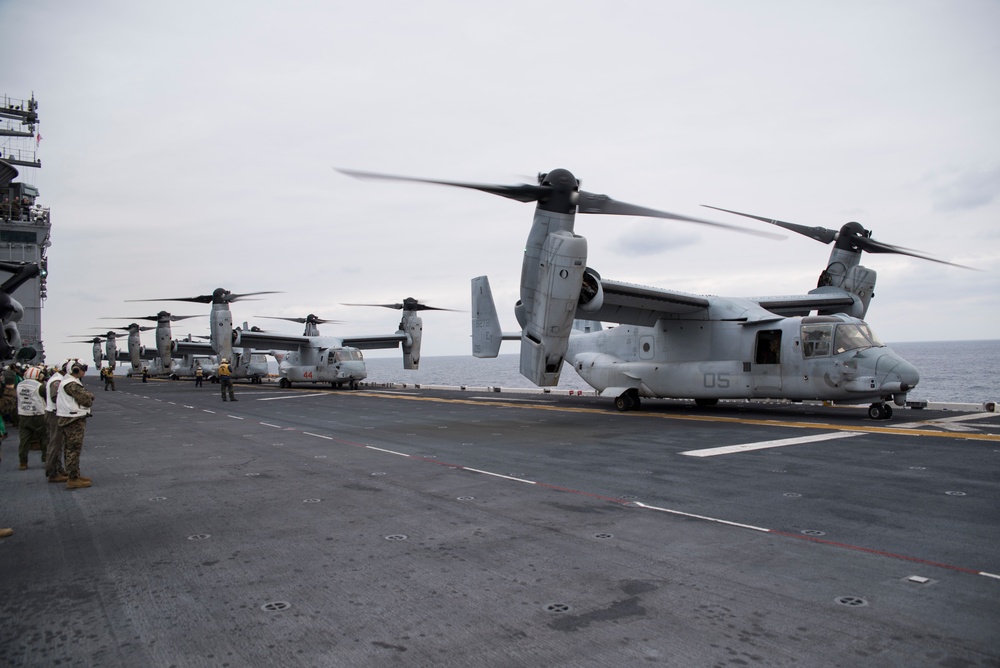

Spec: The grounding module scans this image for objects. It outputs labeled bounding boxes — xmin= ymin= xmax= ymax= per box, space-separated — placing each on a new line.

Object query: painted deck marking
xmin=302 ymin=431 xmax=333 ymax=440
xmin=257 ymin=393 xmax=327 ymax=401
xmin=681 ymin=431 xmax=864 ymax=457
xmin=635 ymin=502 xmax=769 ymax=531
xmin=463 ymin=468 xmax=537 ymax=484
xmin=366 ymin=446 xmax=411 ymax=457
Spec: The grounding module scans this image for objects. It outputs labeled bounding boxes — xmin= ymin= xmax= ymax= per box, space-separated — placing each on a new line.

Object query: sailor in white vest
xmin=44 ymin=361 xmax=69 ymax=482
xmin=57 ymin=359 xmax=95 ymax=489
xmin=16 ymin=366 xmax=48 ymax=470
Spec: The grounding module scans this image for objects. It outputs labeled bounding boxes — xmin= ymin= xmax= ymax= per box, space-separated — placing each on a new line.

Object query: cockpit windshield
xmin=333 ymin=350 xmax=364 ymax=363
xmin=801 ymin=321 xmax=883 ymax=357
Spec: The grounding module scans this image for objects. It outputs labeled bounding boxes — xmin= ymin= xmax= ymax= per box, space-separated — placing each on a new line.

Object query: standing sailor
xmin=44 ymin=361 xmax=69 ymax=482
xmin=57 ymin=360 xmax=95 ymax=490
xmin=16 ymin=366 xmax=48 ymax=470
xmin=218 ymin=358 xmax=236 ymax=401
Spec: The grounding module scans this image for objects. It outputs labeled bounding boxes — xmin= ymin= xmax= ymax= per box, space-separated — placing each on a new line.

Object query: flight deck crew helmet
xmin=23 ymin=366 xmax=42 ymax=380
xmin=68 ymin=359 xmax=88 ymax=375
xmin=221 ymin=358 xmax=229 ymax=364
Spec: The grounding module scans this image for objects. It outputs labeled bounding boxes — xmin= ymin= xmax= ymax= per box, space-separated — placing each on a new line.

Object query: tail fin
xmin=472 ymin=276 xmax=521 ymax=358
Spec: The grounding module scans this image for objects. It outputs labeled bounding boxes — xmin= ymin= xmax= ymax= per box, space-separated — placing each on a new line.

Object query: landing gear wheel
xmin=868 ymin=403 xmax=890 ymax=420
xmin=349 ymin=380 xmax=359 ymax=390
xmin=614 ymin=389 xmax=640 ymax=412
xmin=279 ymin=378 xmax=291 ymax=389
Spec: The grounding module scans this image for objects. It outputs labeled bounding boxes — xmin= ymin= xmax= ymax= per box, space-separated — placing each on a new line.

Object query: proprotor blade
xmin=577 ymin=195 xmax=784 ymax=238
xmin=849 ymin=234 xmax=976 ymax=269
xmin=338 ymin=168 xmax=548 ymax=203
xmin=702 ymin=205 xmax=838 ymax=244
xmin=126 ymin=288 xmax=281 ymax=305
xmin=102 ymin=314 xmax=202 ymax=322
xmin=256 ymin=315 xmax=342 ymax=325
xmin=342 ymin=298 xmax=459 ymax=312
xmin=705 ymin=205 xmax=976 ymax=269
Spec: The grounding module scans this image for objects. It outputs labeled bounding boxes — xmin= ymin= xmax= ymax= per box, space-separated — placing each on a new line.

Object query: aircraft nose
xmin=879 ymin=351 xmax=920 ymax=392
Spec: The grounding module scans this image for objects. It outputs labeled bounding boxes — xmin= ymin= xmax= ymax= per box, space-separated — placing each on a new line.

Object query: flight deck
xmin=1 ymin=377 xmax=998 ymax=666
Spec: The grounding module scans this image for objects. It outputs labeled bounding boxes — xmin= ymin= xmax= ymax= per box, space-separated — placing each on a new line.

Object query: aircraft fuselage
xmin=567 ymin=313 xmax=918 ymax=406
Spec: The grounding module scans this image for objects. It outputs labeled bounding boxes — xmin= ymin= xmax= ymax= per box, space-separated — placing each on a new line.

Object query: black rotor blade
xmin=229 ymin=291 xmax=282 ymax=302
xmin=102 ymin=314 xmax=202 ymax=322
xmin=851 ymin=237 xmax=976 ymax=269
xmin=705 ymin=205 xmax=975 ymax=269
xmin=702 ymin=205 xmax=838 ymax=244
xmin=126 ymin=295 xmax=214 ymax=304
xmin=338 ymin=168 xmax=548 ymax=203
xmin=342 ymin=301 xmax=460 ymax=313
xmin=577 ymin=194 xmax=783 ymax=239
xmin=256 ymin=315 xmax=342 ymax=325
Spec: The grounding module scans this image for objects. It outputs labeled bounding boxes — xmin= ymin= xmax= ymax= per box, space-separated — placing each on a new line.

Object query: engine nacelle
xmin=399 ymin=313 xmax=422 ymax=370
xmin=578 ymin=267 xmax=604 ymax=313
xmin=520 ymin=230 xmax=588 ymax=386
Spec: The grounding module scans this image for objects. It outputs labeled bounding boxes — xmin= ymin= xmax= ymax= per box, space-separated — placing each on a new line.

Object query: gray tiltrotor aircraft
xmin=127 ymin=289 xmax=277 ymax=381
xmin=244 ymin=298 xmax=453 ymax=388
xmin=101 ymin=311 xmax=202 ymax=376
xmin=344 ymin=168 xmax=968 ymax=420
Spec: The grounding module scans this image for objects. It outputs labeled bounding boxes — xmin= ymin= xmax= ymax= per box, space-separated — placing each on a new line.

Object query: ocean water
xmin=362 ymin=340 xmax=1000 ymax=403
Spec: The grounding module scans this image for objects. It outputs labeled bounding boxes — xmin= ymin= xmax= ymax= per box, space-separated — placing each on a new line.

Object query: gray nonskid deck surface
xmin=1 ymin=378 xmax=998 ymax=667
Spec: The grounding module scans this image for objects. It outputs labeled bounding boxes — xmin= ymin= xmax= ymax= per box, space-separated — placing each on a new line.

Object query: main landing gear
xmin=614 ymin=389 xmax=642 ymax=412
xmin=868 ymin=402 xmax=894 ymax=420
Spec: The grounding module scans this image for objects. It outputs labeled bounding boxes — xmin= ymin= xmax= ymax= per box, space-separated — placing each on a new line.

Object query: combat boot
xmin=48 ymin=473 xmax=69 ymax=483
xmin=19 ymin=462 xmax=27 ymax=470
xmin=66 ymin=477 xmax=92 ymax=490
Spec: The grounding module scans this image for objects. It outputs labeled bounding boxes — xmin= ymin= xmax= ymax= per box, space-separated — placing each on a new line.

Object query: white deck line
xmin=681 ymin=431 xmax=864 ymax=457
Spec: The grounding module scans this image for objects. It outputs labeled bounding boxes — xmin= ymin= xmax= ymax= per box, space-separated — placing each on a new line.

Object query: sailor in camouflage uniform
xmin=44 ymin=361 xmax=69 ymax=481
xmin=56 ymin=360 xmax=95 ymax=490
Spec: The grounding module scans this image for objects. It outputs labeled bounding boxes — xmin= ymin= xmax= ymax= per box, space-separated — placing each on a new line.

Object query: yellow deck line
xmin=354 ymin=391 xmax=1000 ymax=443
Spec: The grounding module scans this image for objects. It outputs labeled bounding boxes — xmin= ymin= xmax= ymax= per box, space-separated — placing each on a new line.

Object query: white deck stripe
xmin=635 ymin=502 xmax=770 ymax=531
xmin=463 ymin=468 xmax=537 ymax=484
xmin=257 ymin=394 xmax=326 ymax=401
xmin=366 ymin=446 xmax=411 ymax=457
xmin=302 ymin=431 xmax=333 ymax=440
xmin=681 ymin=431 xmax=863 ymax=457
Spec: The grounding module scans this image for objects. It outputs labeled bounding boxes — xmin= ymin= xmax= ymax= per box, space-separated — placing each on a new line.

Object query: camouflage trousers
xmin=45 ymin=412 xmax=66 ymax=477
xmin=60 ymin=417 xmax=88 ymax=479
xmin=18 ymin=414 xmax=47 ymax=465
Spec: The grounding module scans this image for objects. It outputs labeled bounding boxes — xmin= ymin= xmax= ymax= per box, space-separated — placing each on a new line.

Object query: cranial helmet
xmin=23 ymin=366 xmax=41 ymax=380
xmin=221 ymin=358 xmax=229 ymax=364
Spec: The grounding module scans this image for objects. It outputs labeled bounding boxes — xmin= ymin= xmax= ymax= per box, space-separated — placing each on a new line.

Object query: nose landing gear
xmin=868 ymin=402 xmax=893 ymax=420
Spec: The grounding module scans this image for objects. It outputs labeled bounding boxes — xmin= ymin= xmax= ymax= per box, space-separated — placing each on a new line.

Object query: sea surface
xmin=362 ymin=340 xmax=1000 ymax=404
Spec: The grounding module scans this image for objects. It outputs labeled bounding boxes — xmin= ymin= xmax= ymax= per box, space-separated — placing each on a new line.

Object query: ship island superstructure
xmin=0 ymin=93 xmax=49 ymax=361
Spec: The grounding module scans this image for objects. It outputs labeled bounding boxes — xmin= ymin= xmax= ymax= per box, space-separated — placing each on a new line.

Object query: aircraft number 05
xmin=703 ymin=373 xmax=730 ymax=388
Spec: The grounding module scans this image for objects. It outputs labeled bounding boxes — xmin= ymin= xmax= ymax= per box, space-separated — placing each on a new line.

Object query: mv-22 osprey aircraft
xmin=343 ymin=168 xmax=970 ymax=420
xmin=131 ymin=288 xmax=444 ymax=388
xmin=244 ymin=298 xmax=453 ymax=388
xmin=96 ymin=313 xmax=220 ymax=378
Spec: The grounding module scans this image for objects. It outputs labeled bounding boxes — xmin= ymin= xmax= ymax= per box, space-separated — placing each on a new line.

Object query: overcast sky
xmin=3 ymin=0 xmax=998 ymax=368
